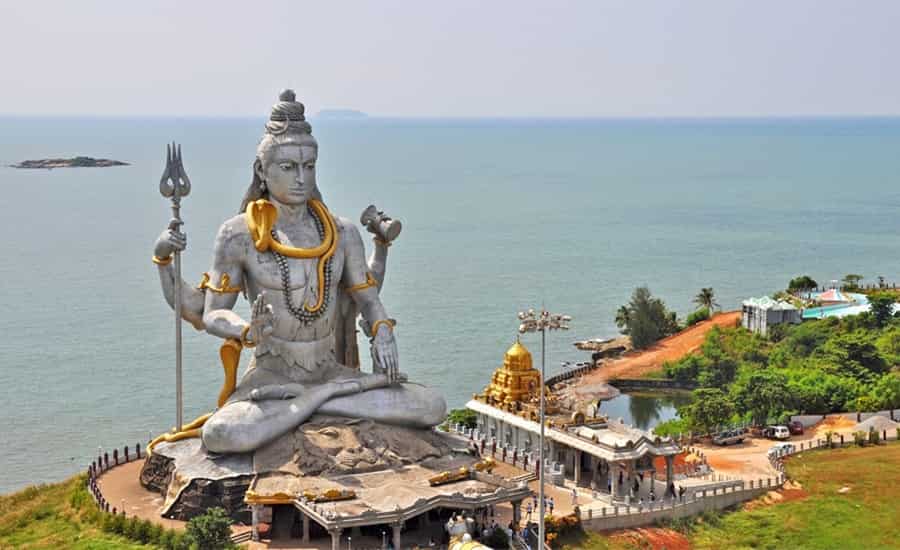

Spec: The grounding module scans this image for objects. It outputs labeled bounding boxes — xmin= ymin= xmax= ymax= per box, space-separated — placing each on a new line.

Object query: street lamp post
xmin=517 ymin=308 xmax=571 ymax=549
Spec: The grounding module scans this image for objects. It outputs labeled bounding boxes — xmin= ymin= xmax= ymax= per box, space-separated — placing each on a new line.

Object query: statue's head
xmin=240 ymin=89 xmax=321 ymax=211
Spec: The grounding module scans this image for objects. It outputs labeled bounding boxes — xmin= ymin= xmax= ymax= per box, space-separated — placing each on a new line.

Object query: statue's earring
xmin=259 ymin=180 xmax=267 ymax=192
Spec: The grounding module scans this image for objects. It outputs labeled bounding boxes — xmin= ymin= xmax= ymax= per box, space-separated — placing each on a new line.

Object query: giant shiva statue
xmin=151 ymin=90 xmax=446 ymax=454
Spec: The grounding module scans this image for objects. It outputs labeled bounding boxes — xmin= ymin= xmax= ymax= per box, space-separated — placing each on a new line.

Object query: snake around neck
xmin=245 ymin=199 xmax=339 ymax=321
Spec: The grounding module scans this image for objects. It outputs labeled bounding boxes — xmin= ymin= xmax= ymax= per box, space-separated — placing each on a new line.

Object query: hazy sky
xmin=2 ymin=1 xmax=898 ymax=117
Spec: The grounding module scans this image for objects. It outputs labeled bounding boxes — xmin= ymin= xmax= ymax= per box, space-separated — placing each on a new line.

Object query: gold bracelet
xmin=152 ymin=254 xmax=173 ymax=266
xmin=373 ymin=237 xmax=392 ymax=248
xmin=240 ymin=325 xmax=256 ymax=348
xmin=371 ymin=319 xmax=395 ymax=336
xmin=197 ymin=272 xmax=242 ymax=293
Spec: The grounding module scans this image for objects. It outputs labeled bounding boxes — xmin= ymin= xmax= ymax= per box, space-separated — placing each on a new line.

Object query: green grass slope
xmin=0 ymin=474 xmax=151 ymax=549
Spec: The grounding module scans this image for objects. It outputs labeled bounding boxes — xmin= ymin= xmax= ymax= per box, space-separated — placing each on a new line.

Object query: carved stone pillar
xmin=251 ymin=505 xmax=260 ymax=542
xmin=302 ymin=511 xmax=310 ymax=543
xmin=330 ymin=528 xmax=341 ymax=550
xmin=574 ymin=450 xmax=583 ymax=485
xmin=666 ymin=454 xmax=675 ymax=496
xmin=392 ymin=522 xmax=402 ymax=550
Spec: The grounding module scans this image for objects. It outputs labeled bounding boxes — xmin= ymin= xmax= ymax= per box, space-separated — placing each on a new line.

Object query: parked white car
xmin=763 ymin=425 xmax=791 ymax=440
xmin=767 ymin=442 xmax=796 ymax=458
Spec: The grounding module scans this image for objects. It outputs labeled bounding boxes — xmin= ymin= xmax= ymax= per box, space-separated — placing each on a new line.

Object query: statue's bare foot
xmin=249 ymin=383 xmax=305 ymax=401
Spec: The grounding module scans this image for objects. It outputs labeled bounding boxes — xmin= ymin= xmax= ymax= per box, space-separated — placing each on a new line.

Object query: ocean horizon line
xmin=2 ymin=113 xmax=900 ymax=123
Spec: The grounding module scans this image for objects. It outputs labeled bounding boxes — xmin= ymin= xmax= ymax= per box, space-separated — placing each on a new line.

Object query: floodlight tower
xmin=517 ymin=307 xmax=571 ymax=548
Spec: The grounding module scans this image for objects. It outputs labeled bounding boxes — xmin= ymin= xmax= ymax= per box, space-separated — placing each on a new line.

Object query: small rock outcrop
xmin=10 ymin=156 xmax=129 ymax=169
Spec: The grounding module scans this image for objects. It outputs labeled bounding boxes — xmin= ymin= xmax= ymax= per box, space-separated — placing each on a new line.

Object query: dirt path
xmin=583 ymin=311 xmax=741 ymax=382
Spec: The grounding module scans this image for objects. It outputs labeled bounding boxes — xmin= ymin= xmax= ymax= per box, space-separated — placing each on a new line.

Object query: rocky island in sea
xmin=10 ymin=156 xmax=129 ymax=169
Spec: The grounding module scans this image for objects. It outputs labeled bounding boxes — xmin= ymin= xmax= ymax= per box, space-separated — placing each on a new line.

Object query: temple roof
xmin=484 ymin=340 xmax=541 ymax=404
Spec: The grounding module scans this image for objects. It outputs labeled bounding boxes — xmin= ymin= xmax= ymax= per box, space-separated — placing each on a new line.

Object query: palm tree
xmin=694 ymin=287 xmax=718 ymax=313
xmin=615 ymin=305 xmax=630 ymax=331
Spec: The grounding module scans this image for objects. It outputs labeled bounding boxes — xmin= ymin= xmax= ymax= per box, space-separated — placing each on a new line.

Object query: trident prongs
xmin=159 ymin=142 xmax=191 ymax=201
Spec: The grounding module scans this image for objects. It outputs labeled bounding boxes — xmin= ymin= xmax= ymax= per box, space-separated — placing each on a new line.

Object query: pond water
xmin=598 ymin=391 xmax=692 ymax=431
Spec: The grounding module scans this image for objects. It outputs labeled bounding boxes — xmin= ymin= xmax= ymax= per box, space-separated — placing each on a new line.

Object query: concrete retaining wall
xmin=609 ymin=378 xmax=697 ymax=391
xmin=580 ymin=484 xmax=771 ymax=531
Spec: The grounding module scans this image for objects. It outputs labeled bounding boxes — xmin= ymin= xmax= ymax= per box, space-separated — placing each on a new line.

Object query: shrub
xmin=185 ymin=507 xmax=234 ymax=550
xmin=686 ymin=307 xmax=710 ymax=327
xmin=854 ymin=431 xmax=867 ymax=447
xmin=446 ymin=408 xmax=478 ymax=429
xmin=825 ymin=430 xmax=834 ymax=448
xmin=869 ymin=427 xmax=880 ymax=445
xmin=483 ymin=526 xmax=509 ymax=548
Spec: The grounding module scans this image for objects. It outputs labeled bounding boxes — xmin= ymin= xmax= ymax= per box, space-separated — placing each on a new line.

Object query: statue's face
xmin=261 ymin=144 xmax=318 ymax=205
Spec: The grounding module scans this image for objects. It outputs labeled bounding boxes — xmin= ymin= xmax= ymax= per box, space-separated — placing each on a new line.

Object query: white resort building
xmin=741 ymin=296 xmax=801 ymax=336
xmin=464 ymin=340 xmax=681 ymax=502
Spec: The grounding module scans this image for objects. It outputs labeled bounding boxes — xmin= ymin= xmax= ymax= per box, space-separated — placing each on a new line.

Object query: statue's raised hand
xmin=153 ymin=218 xmax=187 ymax=259
xmin=372 ymin=324 xmax=400 ymax=384
xmin=249 ymin=292 xmax=276 ymax=346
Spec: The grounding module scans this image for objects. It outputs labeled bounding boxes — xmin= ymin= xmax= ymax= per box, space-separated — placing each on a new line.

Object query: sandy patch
xmin=610 ymin=527 xmax=692 ymax=550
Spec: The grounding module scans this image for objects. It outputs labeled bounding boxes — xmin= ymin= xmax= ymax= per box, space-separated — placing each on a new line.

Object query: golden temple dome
xmin=484 ymin=339 xmax=541 ymax=404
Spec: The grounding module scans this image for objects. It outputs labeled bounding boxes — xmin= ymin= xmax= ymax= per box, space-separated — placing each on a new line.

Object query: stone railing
xmin=545 ymin=363 xmax=598 ymax=387
xmin=578 ymin=477 xmax=780 ymax=531
xmin=448 ymin=423 xmax=564 ymax=483
xmin=86 ymin=442 xmax=144 ymax=516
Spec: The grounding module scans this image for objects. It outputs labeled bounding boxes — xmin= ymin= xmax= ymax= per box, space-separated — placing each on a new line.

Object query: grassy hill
xmin=0 ymin=474 xmax=152 ymax=549
xmin=559 ymin=442 xmax=900 ymax=550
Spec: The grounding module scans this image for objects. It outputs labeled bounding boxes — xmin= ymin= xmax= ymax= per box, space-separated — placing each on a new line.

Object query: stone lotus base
xmin=140 ymin=414 xmax=459 ymax=521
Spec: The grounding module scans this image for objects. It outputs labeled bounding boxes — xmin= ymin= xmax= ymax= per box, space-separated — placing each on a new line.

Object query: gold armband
xmin=371 ymin=319 xmax=395 ymax=336
xmin=345 ymin=272 xmax=377 ymax=292
xmin=152 ymin=255 xmax=173 ymax=266
xmin=240 ymin=325 xmax=256 ymax=348
xmin=198 ymin=272 xmax=242 ymax=293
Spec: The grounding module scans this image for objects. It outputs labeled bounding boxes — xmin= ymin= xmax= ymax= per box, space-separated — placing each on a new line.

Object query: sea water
xmin=1 ymin=116 xmax=900 ymax=492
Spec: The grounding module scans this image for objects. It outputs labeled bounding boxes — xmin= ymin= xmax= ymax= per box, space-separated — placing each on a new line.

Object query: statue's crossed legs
xmin=201 ymin=361 xmax=446 ymax=454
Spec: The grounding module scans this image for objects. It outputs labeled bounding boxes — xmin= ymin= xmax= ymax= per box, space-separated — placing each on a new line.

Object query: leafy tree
xmin=679 ymin=388 xmax=734 ymax=434
xmin=842 ymin=274 xmax=864 ymax=290
xmin=446 ymin=408 xmax=477 ymax=428
xmin=693 ymin=288 xmax=718 ymax=313
xmin=731 ymin=370 xmax=790 ymax=426
xmin=617 ymin=286 xmax=679 ymax=349
xmin=868 ymin=292 xmax=896 ymax=328
xmin=819 ymin=331 xmax=887 ymax=383
xmin=787 ymin=275 xmax=818 ymax=294
xmin=876 ymin=326 xmax=900 ymax=366
xmin=185 ymin=507 xmax=235 ymax=550
xmin=870 ymin=373 xmax=900 ymax=410
xmin=663 ymin=355 xmax=706 ymax=384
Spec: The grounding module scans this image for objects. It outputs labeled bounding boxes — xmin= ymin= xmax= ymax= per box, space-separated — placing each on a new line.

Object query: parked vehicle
xmin=767 ymin=442 xmax=796 ymax=458
xmin=763 ymin=425 xmax=791 ymax=440
xmin=788 ymin=421 xmax=804 ymax=435
xmin=712 ymin=428 xmax=748 ymax=446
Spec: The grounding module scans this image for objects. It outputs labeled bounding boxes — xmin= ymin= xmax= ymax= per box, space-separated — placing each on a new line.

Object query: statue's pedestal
xmin=140 ymin=414 xmax=457 ymax=521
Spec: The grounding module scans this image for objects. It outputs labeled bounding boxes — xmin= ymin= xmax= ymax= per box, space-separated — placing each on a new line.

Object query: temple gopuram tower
xmin=484 ymin=339 xmax=541 ymax=405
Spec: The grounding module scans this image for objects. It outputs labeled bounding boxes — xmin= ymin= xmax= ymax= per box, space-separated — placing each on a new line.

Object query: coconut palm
xmin=615 ymin=305 xmax=630 ymax=330
xmin=693 ymin=287 xmax=718 ymax=313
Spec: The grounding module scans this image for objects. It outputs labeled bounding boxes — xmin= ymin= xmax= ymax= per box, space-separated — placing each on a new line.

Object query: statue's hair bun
xmin=266 ymin=89 xmax=310 ymax=135
xmin=279 ymin=89 xmax=296 ymax=102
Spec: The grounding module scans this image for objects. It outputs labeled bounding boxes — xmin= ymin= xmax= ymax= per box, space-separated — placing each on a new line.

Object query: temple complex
xmin=466 ymin=341 xmax=681 ymax=501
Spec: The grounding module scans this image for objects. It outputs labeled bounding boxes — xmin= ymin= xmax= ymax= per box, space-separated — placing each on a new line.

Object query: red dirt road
xmin=583 ymin=311 xmax=741 ymax=382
